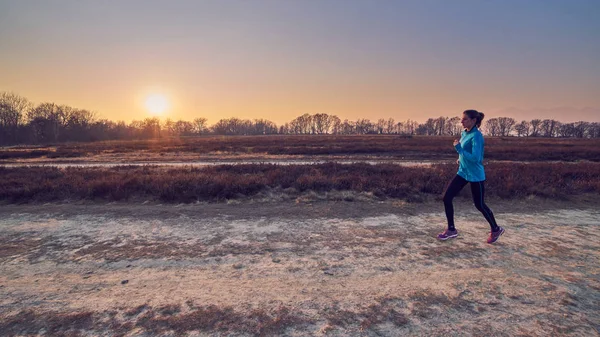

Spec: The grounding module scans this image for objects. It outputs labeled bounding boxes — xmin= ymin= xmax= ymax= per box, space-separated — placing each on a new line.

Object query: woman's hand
xmin=453 ymin=139 xmax=460 ymax=147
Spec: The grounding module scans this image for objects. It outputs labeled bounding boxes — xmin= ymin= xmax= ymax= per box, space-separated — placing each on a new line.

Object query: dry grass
xmin=0 ymin=294 xmax=509 ymax=335
xmin=0 ymin=233 xmax=46 ymax=259
xmin=0 ymin=305 xmax=309 ymax=336
xmin=323 ymin=297 xmax=411 ymax=330
xmin=2 ymin=135 xmax=600 ymax=161
xmin=73 ymin=238 xmax=208 ymax=262
xmin=0 ymin=310 xmax=94 ymax=337
xmin=0 ymin=162 xmax=598 ymax=204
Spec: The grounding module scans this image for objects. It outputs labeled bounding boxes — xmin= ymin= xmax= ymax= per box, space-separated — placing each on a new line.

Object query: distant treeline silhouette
xmin=1 ymin=92 xmax=599 ymax=145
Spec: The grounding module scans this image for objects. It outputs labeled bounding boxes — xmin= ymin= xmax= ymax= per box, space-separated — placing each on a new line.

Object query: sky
xmin=1 ymin=0 xmax=599 ymax=124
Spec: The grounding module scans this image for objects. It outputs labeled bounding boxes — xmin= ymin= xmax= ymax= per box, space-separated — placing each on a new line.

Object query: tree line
xmin=1 ymin=92 xmax=599 ymax=145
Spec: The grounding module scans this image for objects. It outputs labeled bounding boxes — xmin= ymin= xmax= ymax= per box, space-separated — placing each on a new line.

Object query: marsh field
xmin=1 ymin=135 xmax=599 ymax=336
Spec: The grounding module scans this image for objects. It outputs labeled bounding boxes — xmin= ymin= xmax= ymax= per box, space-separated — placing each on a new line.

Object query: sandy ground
xmin=0 ymin=198 xmax=599 ymax=336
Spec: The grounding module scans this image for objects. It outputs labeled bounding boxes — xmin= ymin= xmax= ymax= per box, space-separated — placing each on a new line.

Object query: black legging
xmin=443 ymin=175 xmax=498 ymax=231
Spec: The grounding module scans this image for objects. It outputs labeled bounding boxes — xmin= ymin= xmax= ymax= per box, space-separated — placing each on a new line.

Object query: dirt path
xmin=1 ymin=200 xmax=598 ymax=336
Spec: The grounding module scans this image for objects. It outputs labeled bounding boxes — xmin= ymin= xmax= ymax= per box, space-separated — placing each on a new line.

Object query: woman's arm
xmin=454 ymin=133 xmax=483 ymax=163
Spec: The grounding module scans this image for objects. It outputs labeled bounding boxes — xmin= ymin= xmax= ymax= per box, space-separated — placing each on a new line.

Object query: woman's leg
xmin=443 ymin=175 xmax=468 ymax=231
xmin=470 ymin=181 xmax=499 ymax=231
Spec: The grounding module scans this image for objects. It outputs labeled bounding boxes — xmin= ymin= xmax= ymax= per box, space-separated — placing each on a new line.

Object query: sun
xmin=144 ymin=94 xmax=170 ymax=115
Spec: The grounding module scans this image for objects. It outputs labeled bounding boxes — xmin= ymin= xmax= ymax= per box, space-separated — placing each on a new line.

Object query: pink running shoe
xmin=437 ymin=229 xmax=458 ymax=241
xmin=487 ymin=226 xmax=505 ymax=244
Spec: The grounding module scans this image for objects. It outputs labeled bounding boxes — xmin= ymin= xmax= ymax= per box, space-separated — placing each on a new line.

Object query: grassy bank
xmin=1 ymin=162 xmax=598 ymax=204
xmin=2 ymin=135 xmax=600 ymax=162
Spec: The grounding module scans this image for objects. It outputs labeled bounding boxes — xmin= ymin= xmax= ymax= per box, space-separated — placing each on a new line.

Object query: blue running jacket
xmin=454 ymin=126 xmax=486 ymax=182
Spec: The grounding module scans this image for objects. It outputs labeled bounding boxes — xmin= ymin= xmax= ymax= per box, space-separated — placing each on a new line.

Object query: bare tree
xmin=193 ymin=117 xmax=208 ymax=135
xmin=395 ymin=121 xmax=404 ymax=135
xmin=28 ymin=102 xmax=65 ymax=143
xmin=212 ymin=117 xmax=254 ymax=135
xmin=434 ymin=117 xmax=446 ymax=136
xmin=212 ymin=118 xmax=230 ymax=135
xmin=514 ymin=120 xmax=530 ymax=137
xmin=313 ymin=113 xmax=332 ymax=134
xmin=485 ymin=118 xmax=501 ymax=136
xmin=497 ymin=117 xmax=516 ymax=136
xmin=0 ymin=92 xmax=31 ymax=144
xmin=61 ymin=107 xmax=96 ymax=141
xmin=341 ymin=119 xmax=354 ymax=135
xmin=422 ymin=118 xmax=436 ymax=136
xmin=279 ymin=123 xmax=290 ymax=135
xmin=399 ymin=120 xmax=418 ymax=135
xmin=385 ymin=118 xmax=396 ymax=134
xmin=88 ymin=119 xmax=113 ymax=141
xmin=252 ymin=119 xmax=278 ymax=135
xmin=375 ymin=119 xmax=386 ymax=134
xmin=288 ymin=115 xmax=304 ymax=134
xmin=174 ymin=120 xmax=194 ymax=136
xmin=572 ymin=121 xmax=589 ymax=138
xmin=289 ymin=114 xmax=312 ymax=134
xmin=443 ymin=117 xmax=460 ymax=136
xmin=355 ymin=119 xmax=373 ymax=134
xmin=557 ymin=123 xmax=575 ymax=138
xmin=0 ymin=102 xmax=18 ymax=144
xmin=163 ymin=119 xmax=176 ymax=137
xmin=541 ymin=119 xmax=558 ymax=137
xmin=0 ymin=92 xmax=31 ymax=117
xmin=142 ymin=117 xmax=161 ymax=138
xmin=329 ymin=115 xmax=342 ymax=134
xmin=408 ymin=120 xmax=419 ymax=135
xmin=588 ymin=122 xmax=600 ymax=138
xmin=415 ymin=123 xmax=428 ymax=136
xmin=128 ymin=120 xmax=144 ymax=138
xmin=530 ymin=119 xmax=542 ymax=137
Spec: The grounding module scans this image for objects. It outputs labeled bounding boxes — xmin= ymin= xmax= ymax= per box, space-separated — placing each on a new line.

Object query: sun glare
xmin=145 ymin=94 xmax=169 ymax=115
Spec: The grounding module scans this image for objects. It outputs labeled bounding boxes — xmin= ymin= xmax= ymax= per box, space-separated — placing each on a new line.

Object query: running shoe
xmin=437 ymin=229 xmax=458 ymax=241
xmin=487 ymin=226 xmax=505 ymax=244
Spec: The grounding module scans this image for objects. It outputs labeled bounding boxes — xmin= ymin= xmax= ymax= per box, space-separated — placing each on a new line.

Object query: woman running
xmin=437 ymin=110 xmax=505 ymax=244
